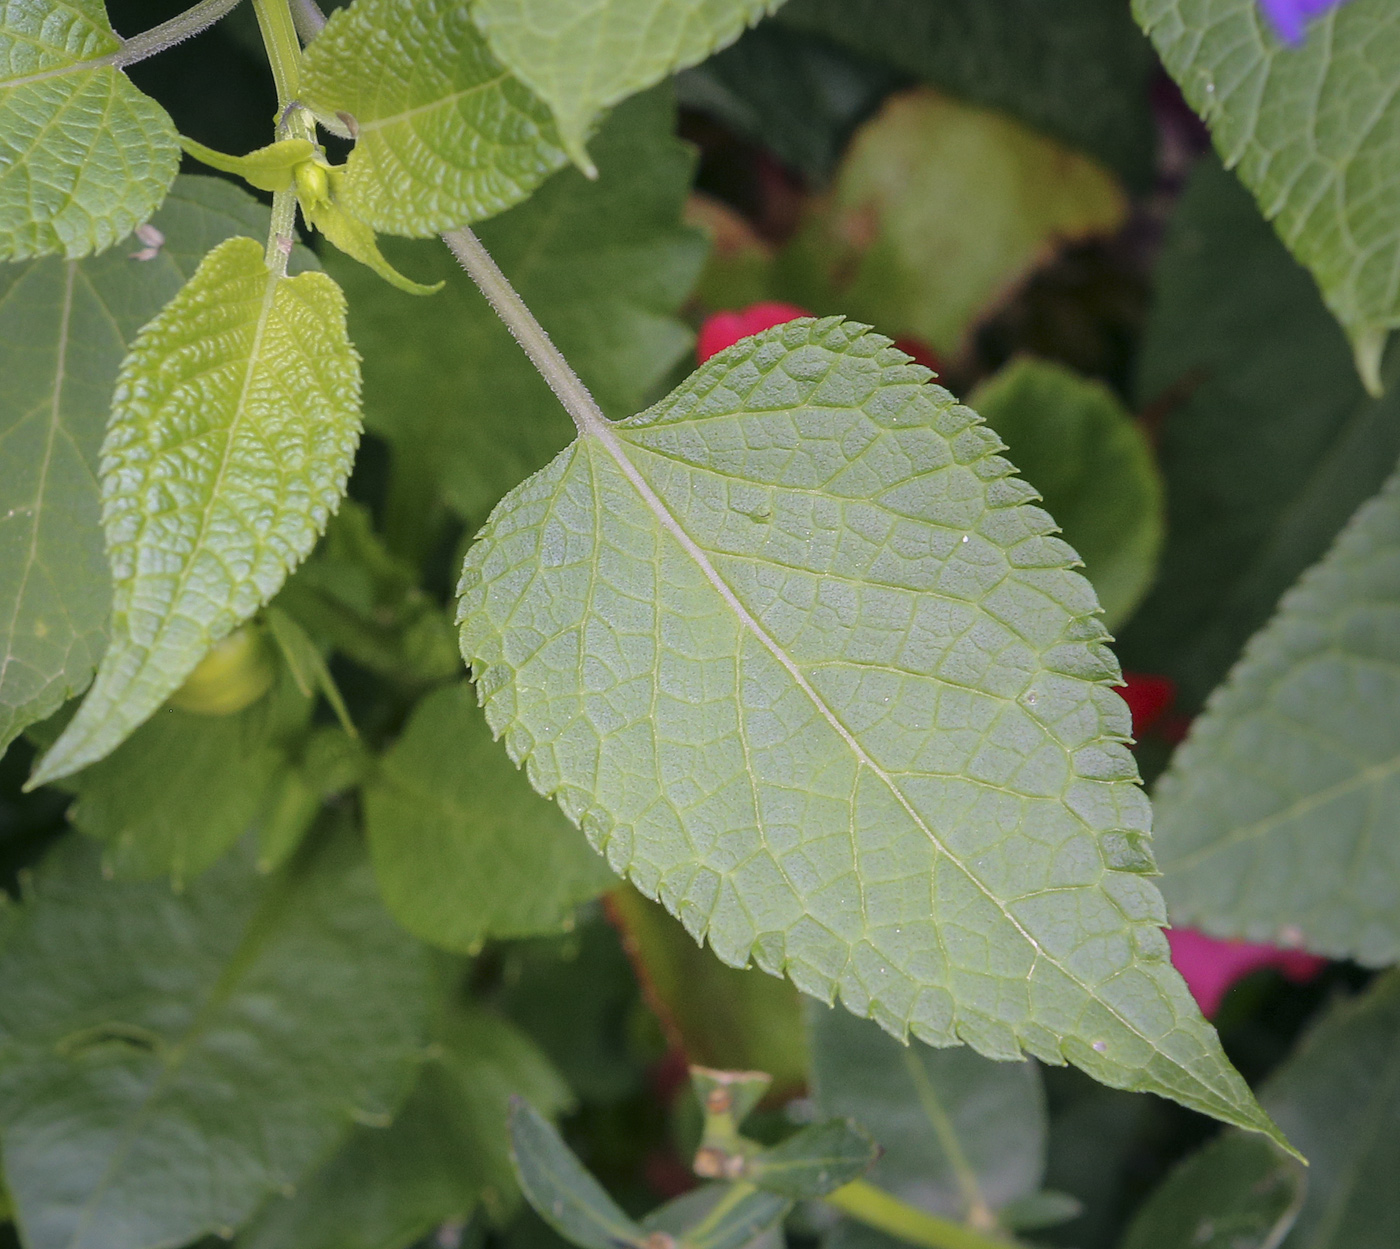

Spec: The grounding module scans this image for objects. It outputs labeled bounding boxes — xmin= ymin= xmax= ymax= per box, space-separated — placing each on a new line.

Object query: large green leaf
xmin=1153 ymin=466 xmax=1400 ymax=964
xmin=329 ymin=87 xmax=704 ymax=542
xmin=29 ymin=235 xmax=362 ymax=786
xmin=364 ymin=681 xmax=615 ymax=953
xmin=457 ymin=316 xmax=1283 ymax=1146
xmin=777 ymin=0 xmax=1157 ymax=190
xmin=239 ymin=1004 xmax=572 ymax=1249
xmin=1134 ymin=0 xmax=1400 ymax=392
xmin=59 ymin=664 xmax=314 ymax=885
xmin=0 ymin=828 xmax=431 ymax=1249
xmin=0 ymin=0 xmax=179 ymax=261
xmin=1119 ymin=1132 xmax=1304 ymax=1249
xmin=299 ymin=0 xmax=568 ymax=237
xmin=776 ymin=88 xmax=1127 ymax=357
xmin=807 ymin=999 xmax=1045 ymax=1234
xmin=471 ymin=0 xmax=781 ymax=172
xmin=0 ymin=176 xmax=308 ymax=758
xmin=1259 ymin=970 xmax=1400 ymax=1247
xmin=971 ymin=358 xmax=1163 ymax=633
xmin=1118 ymin=158 xmax=1400 ymax=710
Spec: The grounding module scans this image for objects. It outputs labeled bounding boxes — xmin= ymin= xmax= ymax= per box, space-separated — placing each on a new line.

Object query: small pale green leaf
xmin=458 ymin=316 xmax=1285 ymax=1147
xmin=510 ymin=1099 xmax=645 ymax=1249
xmin=0 ymin=175 xmax=312 ymax=758
xmin=0 ymin=827 xmax=432 ymax=1249
xmin=1119 ymin=158 xmax=1400 ymax=709
xmin=178 ymin=136 xmax=313 ymax=194
xmin=0 ymin=0 xmax=179 ymax=261
xmin=1120 ymin=1133 xmax=1304 ymax=1249
xmin=364 ymin=681 xmax=616 ymax=953
xmin=777 ymin=0 xmax=1158 ymax=190
xmin=303 ymin=193 xmax=444 ymax=296
xmin=1258 ymin=970 xmax=1400 ymax=1247
xmin=970 ymin=358 xmax=1164 ymax=632
xmin=239 ymin=1004 xmax=572 ymax=1249
xmin=807 ymin=998 xmax=1044 ymax=1231
xmin=299 ymin=0 xmax=568 ymax=237
xmin=609 ymin=885 xmax=808 ymax=1088
xmin=29 ymin=235 xmax=362 ymax=786
xmin=743 ymin=1120 xmax=877 ymax=1198
xmin=61 ymin=664 xmax=313 ymax=884
xmin=472 ymin=0 xmax=781 ymax=172
xmin=265 ymin=606 xmax=356 ymax=736
xmin=329 ymin=87 xmax=705 ymax=541
xmin=1154 ymin=465 xmax=1400 ymax=964
xmin=776 ymin=88 xmax=1127 ymax=357
xmin=1133 ymin=0 xmax=1400 ymax=391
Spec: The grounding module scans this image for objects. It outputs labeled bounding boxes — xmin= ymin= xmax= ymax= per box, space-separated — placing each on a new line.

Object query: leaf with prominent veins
xmin=0 ymin=175 xmax=316 ymax=758
xmin=471 ymin=0 xmax=784 ymax=172
xmin=458 ymin=317 xmax=1288 ymax=1146
xmin=29 ymin=236 xmax=361 ymax=786
xmin=0 ymin=0 xmax=180 ymax=261
xmin=299 ymin=0 xmax=569 ymax=237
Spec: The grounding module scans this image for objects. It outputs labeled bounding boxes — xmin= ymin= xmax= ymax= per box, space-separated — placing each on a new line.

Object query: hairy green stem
xmin=825 ymin=1181 xmax=1019 ymax=1249
xmin=111 ymin=0 xmax=245 ymax=68
xmin=252 ymin=0 xmax=303 ymax=108
xmin=442 ymin=227 xmax=606 ymax=438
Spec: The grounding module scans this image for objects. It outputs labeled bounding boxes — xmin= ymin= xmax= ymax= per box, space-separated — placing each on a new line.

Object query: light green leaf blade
xmin=1133 ymin=0 xmax=1400 ymax=391
xmin=970 ymin=358 xmax=1164 ymax=633
xmin=1118 ymin=157 xmax=1400 ymax=710
xmin=30 ymin=235 xmax=362 ymax=786
xmin=299 ymin=0 xmax=568 ymax=237
xmin=0 ymin=827 xmax=432 ymax=1249
xmin=511 ymin=1099 xmax=645 ymax=1249
xmin=0 ymin=175 xmax=311 ymax=758
xmin=458 ymin=317 xmax=1286 ymax=1147
xmin=776 ymin=0 xmax=1157 ymax=190
xmin=807 ymin=997 xmax=1044 ymax=1232
xmin=0 ymin=0 xmax=179 ymax=261
xmin=1256 ymin=970 xmax=1400 ymax=1248
xmin=776 ymin=88 xmax=1127 ymax=357
xmin=53 ymin=661 xmax=313 ymax=884
xmin=239 ymin=1003 xmax=572 ymax=1249
xmin=1153 ymin=465 xmax=1400 ymax=964
xmin=328 ymin=87 xmax=705 ymax=544
xmin=365 ymin=681 xmax=616 ymax=953
xmin=1120 ymin=1132 xmax=1304 ymax=1249
xmin=472 ymin=0 xmax=781 ymax=172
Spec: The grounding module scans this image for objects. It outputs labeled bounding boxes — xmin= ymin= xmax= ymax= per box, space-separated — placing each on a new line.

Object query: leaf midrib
xmin=574 ymin=406 xmax=1175 ymax=1070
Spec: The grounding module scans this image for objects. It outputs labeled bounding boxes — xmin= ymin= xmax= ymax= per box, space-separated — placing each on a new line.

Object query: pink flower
xmin=1167 ymin=928 xmax=1327 ymax=1017
xmin=697 ymin=302 xmax=812 ymax=364
xmin=1258 ymin=0 xmax=1351 ymax=44
xmin=1118 ymin=673 xmax=1176 ymax=737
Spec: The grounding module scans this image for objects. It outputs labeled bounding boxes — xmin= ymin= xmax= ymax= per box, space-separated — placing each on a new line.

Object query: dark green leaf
xmin=510 ymin=1099 xmax=644 ymax=1249
xmin=808 ymin=999 xmax=1044 ymax=1231
xmin=971 ymin=358 xmax=1163 ymax=632
xmin=0 ymin=175 xmax=314 ymax=756
xmin=0 ymin=827 xmax=431 ymax=1249
xmin=672 ymin=1185 xmax=791 ymax=1249
xmin=1120 ymin=1132 xmax=1304 ymax=1249
xmin=743 ymin=1119 xmax=877 ymax=1198
xmin=776 ymin=0 xmax=1156 ymax=189
xmin=1119 ymin=158 xmax=1400 ymax=709
xmin=995 ymin=1190 xmax=1081 ymax=1232
xmin=364 ymin=682 xmax=616 ymax=953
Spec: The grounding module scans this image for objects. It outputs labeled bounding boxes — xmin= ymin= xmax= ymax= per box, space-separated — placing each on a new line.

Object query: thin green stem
xmin=441 ymin=227 xmax=606 ymax=439
xmin=825 ymin=1181 xmax=1019 ymax=1249
xmin=252 ymin=0 xmax=303 ymax=109
xmin=289 ymin=0 xmax=328 ymax=41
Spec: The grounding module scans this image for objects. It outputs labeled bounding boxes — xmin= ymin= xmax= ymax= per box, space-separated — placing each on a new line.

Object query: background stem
xmin=825 ymin=1181 xmax=1019 ymax=1249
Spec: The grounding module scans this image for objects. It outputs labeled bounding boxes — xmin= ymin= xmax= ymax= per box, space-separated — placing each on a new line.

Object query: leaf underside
xmin=30 ymin=235 xmax=362 ymax=786
xmin=1154 ymin=465 xmax=1400 ymax=965
xmin=471 ymin=0 xmax=782 ymax=169
xmin=0 ymin=0 xmax=179 ymax=261
xmin=0 ymin=175 xmax=318 ymax=758
xmin=458 ymin=317 xmax=1283 ymax=1146
xmin=1134 ymin=0 xmax=1400 ymax=388
xmin=299 ymin=0 xmax=569 ymax=237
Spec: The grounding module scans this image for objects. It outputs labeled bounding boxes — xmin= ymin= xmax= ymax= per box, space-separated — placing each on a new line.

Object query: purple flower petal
xmin=1258 ymin=0 xmax=1351 ymax=45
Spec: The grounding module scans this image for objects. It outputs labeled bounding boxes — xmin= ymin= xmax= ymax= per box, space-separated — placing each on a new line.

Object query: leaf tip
xmin=1353 ymin=327 xmax=1388 ymax=397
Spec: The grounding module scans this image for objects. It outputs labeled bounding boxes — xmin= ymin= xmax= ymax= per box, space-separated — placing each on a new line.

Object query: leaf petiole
xmin=825 ymin=1180 xmax=1021 ymax=1249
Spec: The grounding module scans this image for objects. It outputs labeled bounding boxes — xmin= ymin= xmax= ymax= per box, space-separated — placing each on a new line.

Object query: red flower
xmin=1118 ymin=672 xmax=1176 ymax=737
xmin=1166 ymin=927 xmax=1327 ymax=1018
xmin=697 ymin=302 xmax=812 ymax=364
